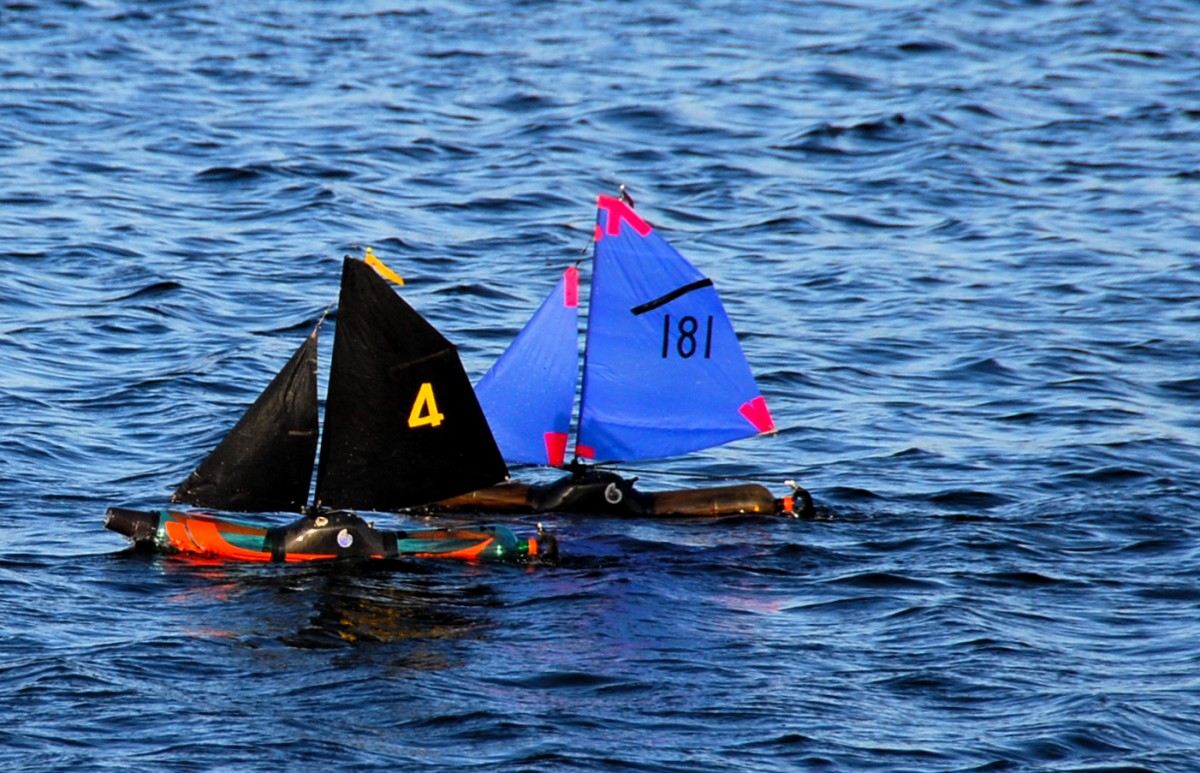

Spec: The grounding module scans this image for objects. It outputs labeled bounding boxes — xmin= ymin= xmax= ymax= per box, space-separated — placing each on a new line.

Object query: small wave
xmin=1064 ymin=466 xmax=1153 ymax=484
xmin=195 ymin=165 xmax=271 ymax=183
xmin=927 ymin=489 xmax=1014 ymax=509
xmin=0 ymin=193 xmax=51 ymax=206
xmin=736 ymin=732 xmax=813 ymax=749
xmin=489 ymin=670 xmax=632 ymax=692
xmin=433 ymin=282 xmax=515 ymax=300
xmin=824 ymin=212 xmax=914 ymax=230
xmin=813 ymin=66 xmax=881 ymax=92
xmin=978 ymin=571 xmax=1079 ymax=588
xmin=1159 ymin=377 xmax=1200 ymax=396
xmin=197 ymin=161 xmax=356 ymax=183
xmin=939 ymin=356 xmax=1022 ymax=384
xmin=423 ymin=49 xmax=489 ymax=61
xmin=1106 ymin=47 xmax=1168 ymax=60
xmin=804 ymin=113 xmax=909 ymax=139
xmin=826 ymin=570 xmax=943 ymax=591
xmin=771 ymin=113 xmax=913 ymax=155
xmin=491 ymin=92 xmax=561 ymax=114
xmin=824 ymin=486 xmax=881 ymax=502
xmin=113 ymin=281 xmax=184 ymax=302
xmin=897 ymin=40 xmax=958 ymax=54
xmin=1135 ymin=585 xmax=1200 ymax=602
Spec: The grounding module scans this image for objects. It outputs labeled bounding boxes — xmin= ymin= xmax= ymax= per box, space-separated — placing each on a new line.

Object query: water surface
xmin=2 ymin=1 xmax=1200 ymax=770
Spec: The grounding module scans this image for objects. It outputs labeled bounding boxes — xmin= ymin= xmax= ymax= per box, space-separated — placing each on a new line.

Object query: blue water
xmin=3 ymin=1 xmax=1200 ymax=770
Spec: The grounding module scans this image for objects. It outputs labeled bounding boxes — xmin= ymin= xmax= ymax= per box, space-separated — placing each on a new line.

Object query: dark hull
xmin=427 ymin=469 xmax=814 ymax=518
xmin=106 ymin=507 xmax=553 ymax=563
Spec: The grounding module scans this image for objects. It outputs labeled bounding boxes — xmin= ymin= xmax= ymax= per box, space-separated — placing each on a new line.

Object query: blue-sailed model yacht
xmin=431 ymin=193 xmax=812 ymax=518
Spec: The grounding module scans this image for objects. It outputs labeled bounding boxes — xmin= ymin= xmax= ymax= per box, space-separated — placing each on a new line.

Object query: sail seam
xmin=629 ymin=278 xmax=714 ymax=316
xmin=384 ymin=346 xmax=454 ymax=375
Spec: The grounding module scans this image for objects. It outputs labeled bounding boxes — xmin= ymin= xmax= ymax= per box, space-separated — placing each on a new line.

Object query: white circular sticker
xmin=337 ymin=528 xmax=354 ymax=548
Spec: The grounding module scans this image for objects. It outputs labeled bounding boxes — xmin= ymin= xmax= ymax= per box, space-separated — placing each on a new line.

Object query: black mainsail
xmin=171 ymin=331 xmax=319 ymax=513
xmin=314 ymin=257 xmax=508 ymax=510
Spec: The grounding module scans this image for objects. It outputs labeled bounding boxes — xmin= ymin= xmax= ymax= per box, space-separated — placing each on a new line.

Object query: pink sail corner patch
xmin=596 ymin=195 xmax=652 ymax=239
xmin=738 ymin=396 xmax=776 ymax=434
xmin=563 ymin=266 xmax=579 ymax=308
xmin=544 ymin=432 xmax=569 ymax=467
xmin=574 ymin=443 xmax=595 ymax=460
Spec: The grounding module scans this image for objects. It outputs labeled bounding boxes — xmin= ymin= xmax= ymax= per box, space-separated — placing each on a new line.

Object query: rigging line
xmin=319 ymin=253 xmax=360 ymax=332
xmin=314 ymin=298 xmax=335 ymax=331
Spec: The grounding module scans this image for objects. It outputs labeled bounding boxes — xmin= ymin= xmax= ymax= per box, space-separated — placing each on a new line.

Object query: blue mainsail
xmin=575 ymin=195 xmax=774 ymax=462
xmin=476 ymin=267 xmax=579 ymax=467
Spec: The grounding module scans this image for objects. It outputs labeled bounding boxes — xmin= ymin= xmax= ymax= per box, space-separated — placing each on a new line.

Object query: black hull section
xmin=428 ymin=469 xmax=814 ymax=518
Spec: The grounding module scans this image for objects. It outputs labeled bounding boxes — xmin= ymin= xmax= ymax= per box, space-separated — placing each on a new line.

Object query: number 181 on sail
xmin=662 ymin=314 xmax=714 ymax=359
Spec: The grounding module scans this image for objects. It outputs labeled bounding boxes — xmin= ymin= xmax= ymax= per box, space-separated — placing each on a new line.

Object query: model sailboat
xmin=106 ymin=256 xmax=554 ymax=562
xmin=431 ymin=193 xmax=812 ymax=518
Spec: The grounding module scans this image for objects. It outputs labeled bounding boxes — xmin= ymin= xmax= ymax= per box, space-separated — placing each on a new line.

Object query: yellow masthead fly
xmin=364 ymin=247 xmax=404 ymax=286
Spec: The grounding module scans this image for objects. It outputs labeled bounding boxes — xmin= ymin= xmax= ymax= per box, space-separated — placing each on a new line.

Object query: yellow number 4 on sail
xmin=408 ymin=382 xmax=444 ymax=428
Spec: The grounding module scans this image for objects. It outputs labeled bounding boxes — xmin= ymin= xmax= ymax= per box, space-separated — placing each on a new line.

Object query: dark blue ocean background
xmin=3 ymin=1 xmax=1200 ymax=770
